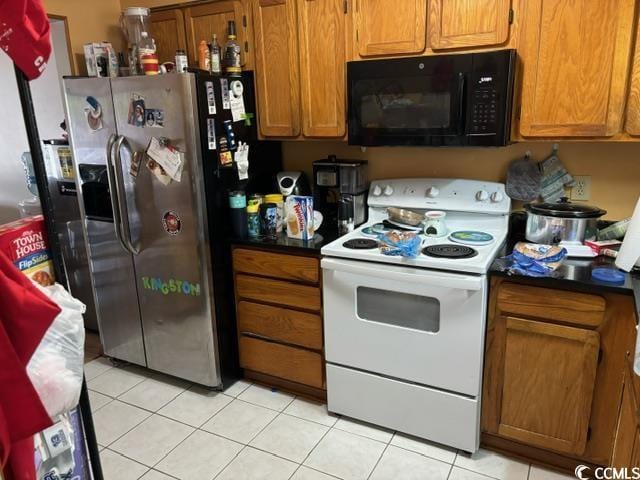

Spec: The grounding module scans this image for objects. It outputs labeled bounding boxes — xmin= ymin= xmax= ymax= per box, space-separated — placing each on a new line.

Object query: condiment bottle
xmin=209 ymin=33 xmax=222 ymax=74
xmin=198 ymin=40 xmax=210 ymax=71
xmin=223 ymin=20 xmax=241 ymax=76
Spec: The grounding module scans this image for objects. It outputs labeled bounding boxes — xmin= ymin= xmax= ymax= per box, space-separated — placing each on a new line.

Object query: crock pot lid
xmin=524 ymin=201 xmax=607 ymax=218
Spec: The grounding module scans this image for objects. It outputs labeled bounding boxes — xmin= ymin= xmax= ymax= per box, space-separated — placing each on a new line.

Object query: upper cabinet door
xmin=625 ymin=24 xmax=640 ymax=136
xmin=497 ymin=317 xmax=600 ymax=455
xmin=354 ymin=0 xmax=427 ymax=57
xmin=519 ymin=0 xmax=636 ymax=137
xmin=252 ymin=0 xmax=301 ymax=137
xmin=297 ymin=0 xmax=346 ymax=138
xmin=428 ymin=0 xmax=511 ymax=50
xmin=149 ymin=9 xmax=188 ymax=64
xmin=184 ymin=1 xmax=252 ymax=68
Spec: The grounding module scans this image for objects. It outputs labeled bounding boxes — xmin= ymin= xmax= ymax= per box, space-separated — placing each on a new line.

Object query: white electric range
xmin=320 ymin=178 xmax=510 ymax=453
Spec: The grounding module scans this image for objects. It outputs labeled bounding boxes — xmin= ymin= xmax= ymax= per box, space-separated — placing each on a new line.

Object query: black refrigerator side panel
xmin=194 ymin=71 xmax=282 ymax=386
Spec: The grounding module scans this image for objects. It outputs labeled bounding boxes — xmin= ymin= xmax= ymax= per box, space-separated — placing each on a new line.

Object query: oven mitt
xmin=539 ymin=145 xmax=574 ymax=202
xmin=506 ymin=152 xmax=541 ymax=202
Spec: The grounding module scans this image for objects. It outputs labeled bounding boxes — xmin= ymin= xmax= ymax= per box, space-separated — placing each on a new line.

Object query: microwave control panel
xmin=470 ymin=84 xmax=498 ymax=134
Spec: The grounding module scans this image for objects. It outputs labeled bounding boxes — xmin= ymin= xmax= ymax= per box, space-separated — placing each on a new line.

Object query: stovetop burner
xmin=422 ymin=244 xmax=478 ymax=259
xmin=343 ymin=238 xmax=378 ymax=250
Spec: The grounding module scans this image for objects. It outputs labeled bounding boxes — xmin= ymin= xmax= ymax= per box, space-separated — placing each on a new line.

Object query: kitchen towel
xmin=615 ymin=196 xmax=640 ymax=272
xmin=539 ymin=146 xmax=574 ymax=202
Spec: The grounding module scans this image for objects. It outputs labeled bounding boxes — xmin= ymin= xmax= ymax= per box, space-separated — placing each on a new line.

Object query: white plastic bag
xmin=27 ymin=283 xmax=86 ymax=418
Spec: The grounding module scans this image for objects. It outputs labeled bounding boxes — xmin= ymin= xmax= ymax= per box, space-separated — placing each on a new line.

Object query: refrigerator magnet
xmin=145 ymin=109 xmax=164 ymax=128
xmin=229 ymin=80 xmax=246 ymax=122
xmin=222 ymin=120 xmax=237 ymax=151
xmin=147 ymin=137 xmax=183 ymax=182
xmin=162 ymin=210 xmax=181 ymax=235
xmin=219 ymin=150 xmax=233 ymax=166
xmin=84 ymin=96 xmax=103 ymax=132
xmin=205 ymin=81 xmax=217 ymax=115
xmin=146 ymin=158 xmax=171 ymax=186
xmin=128 ymin=94 xmax=146 ymax=127
xmin=130 ymin=151 xmax=144 ymax=177
xmin=220 ymin=78 xmax=231 ymax=110
xmin=207 ymin=118 xmax=216 ymax=150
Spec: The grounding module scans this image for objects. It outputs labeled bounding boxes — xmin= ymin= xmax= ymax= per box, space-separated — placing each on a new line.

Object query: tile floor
xmin=86 ymin=357 xmax=573 ymax=480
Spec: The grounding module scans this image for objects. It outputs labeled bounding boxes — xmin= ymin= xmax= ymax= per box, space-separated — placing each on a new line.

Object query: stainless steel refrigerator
xmin=62 ymin=72 xmax=280 ymax=387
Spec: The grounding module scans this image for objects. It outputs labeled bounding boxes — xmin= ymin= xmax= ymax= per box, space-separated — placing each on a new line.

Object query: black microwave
xmin=347 ymin=49 xmax=516 ymax=147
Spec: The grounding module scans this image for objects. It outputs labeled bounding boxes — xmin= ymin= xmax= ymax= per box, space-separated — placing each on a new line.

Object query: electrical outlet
xmin=571 ymin=175 xmax=591 ymax=201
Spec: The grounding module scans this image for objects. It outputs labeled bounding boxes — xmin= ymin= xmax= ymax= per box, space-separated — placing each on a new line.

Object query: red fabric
xmin=0 ymin=251 xmax=60 ymax=479
xmin=0 ymin=0 xmax=51 ymax=80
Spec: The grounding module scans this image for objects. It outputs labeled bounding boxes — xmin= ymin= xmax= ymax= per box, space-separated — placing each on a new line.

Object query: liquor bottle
xmin=198 ymin=40 xmax=210 ymax=71
xmin=223 ymin=20 xmax=241 ymax=76
xmin=209 ymin=33 xmax=222 ymax=74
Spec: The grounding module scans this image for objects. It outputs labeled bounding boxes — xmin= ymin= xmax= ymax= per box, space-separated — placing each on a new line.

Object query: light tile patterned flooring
xmin=86 ymin=357 xmax=573 ymax=480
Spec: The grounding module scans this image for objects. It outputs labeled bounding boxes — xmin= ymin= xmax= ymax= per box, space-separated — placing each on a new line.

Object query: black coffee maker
xmin=312 ymin=155 xmax=368 ymax=234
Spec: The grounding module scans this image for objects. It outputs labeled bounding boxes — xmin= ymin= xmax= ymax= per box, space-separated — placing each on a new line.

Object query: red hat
xmin=0 ymin=0 xmax=52 ymax=80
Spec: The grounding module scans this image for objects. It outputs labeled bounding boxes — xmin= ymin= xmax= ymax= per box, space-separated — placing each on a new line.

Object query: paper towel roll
xmin=616 ymin=196 xmax=640 ymax=272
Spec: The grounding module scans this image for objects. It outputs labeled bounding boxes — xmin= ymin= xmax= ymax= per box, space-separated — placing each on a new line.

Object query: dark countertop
xmin=231 ymin=229 xmax=341 ymax=255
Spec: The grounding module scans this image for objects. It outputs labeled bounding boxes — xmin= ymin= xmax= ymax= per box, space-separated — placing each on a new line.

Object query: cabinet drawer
xmin=238 ymin=301 xmax=322 ymax=350
xmin=233 ymin=248 xmax=319 ymax=283
xmin=236 ymin=274 xmax=321 ymax=311
xmin=239 ymin=336 xmax=324 ymax=388
xmin=497 ymin=283 xmax=606 ymax=327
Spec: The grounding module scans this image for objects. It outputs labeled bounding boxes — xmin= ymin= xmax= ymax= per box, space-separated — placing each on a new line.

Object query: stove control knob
xmin=490 ymin=191 xmax=504 ymax=203
xmin=383 ymin=185 xmax=394 ymax=196
xmin=426 ymin=186 xmax=440 ymax=198
xmin=371 ymin=185 xmax=382 ymax=197
xmin=475 ymin=190 xmax=489 ymax=202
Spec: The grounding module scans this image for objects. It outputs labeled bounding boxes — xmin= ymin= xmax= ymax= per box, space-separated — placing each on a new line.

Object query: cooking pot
xmin=524 ymin=198 xmax=606 ymax=244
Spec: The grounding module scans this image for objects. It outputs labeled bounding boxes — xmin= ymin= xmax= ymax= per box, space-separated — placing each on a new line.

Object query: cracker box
xmin=0 ymin=215 xmax=55 ymax=286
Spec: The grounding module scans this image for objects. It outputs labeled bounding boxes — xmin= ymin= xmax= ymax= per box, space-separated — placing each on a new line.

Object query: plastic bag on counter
xmin=27 ymin=283 xmax=86 ymax=419
xmin=498 ymin=242 xmax=567 ymax=277
xmin=378 ymin=230 xmax=422 ymax=258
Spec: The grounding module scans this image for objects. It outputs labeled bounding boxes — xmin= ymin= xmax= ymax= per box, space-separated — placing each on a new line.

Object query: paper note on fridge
xmin=147 ymin=137 xmax=183 ymax=182
xmin=229 ymin=80 xmax=246 ymax=122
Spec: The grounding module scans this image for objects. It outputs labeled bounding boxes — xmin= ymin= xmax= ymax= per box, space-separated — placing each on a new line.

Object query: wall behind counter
xmin=282 ymin=141 xmax=640 ymax=221
xmin=44 ymin=0 xmax=124 ymax=74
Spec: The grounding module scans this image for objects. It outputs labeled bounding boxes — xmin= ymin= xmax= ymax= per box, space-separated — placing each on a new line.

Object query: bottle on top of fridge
xmin=209 ymin=33 xmax=222 ymax=74
xmin=175 ymin=49 xmax=188 ymax=72
xmin=198 ymin=40 xmax=210 ymax=71
xmin=138 ymin=32 xmax=158 ymax=75
xmin=223 ymin=21 xmax=241 ymax=76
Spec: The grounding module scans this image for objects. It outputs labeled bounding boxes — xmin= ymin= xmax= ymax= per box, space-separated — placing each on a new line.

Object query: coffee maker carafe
xmin=312 ymin=155 xmax=368 ymax=234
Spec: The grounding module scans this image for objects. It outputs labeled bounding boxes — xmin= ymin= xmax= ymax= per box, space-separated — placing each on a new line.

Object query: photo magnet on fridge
xmin=84 ymin=96 xmax=103 ymax=132
xmin=162 ymin=210 xmax=181 ymax=235
xmin=145 ymin=109 xmax=165 ymax=127
xmin=128 ymin=94 xmax=146 ymax=127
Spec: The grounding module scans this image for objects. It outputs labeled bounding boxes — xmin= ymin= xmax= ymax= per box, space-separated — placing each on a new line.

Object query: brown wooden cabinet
xmin=149 ymin=9 xmax=188 ymax=64
xmin=482 ymin=279 xmax=637 ymax=471
xmin=232 ymin=246 xmax=326 ymax=398
xmin=517 ymin=0 xmax=636 ymax=137
xmin=252 ymin=0 xmax=301 ymax=137
xmin=183 ymin=0 xmax=253 ymax=68
xmin=428 ymin=0 xmax=511 ymax=50
xmin=297 ymin=0 xmax=346 ymax=137
xmin=611 ymin=357 xmax=640 ymax=469
xmin=625 ymin=22 xmax=640 ymax=136
xmin=252 ymin=0 xmax=347 ymax=139
xmin=353 ymin=0 xmax=427 ymax=57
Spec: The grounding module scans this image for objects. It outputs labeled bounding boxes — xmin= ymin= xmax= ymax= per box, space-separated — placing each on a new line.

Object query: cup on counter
xmin=247 ymin=203 xmax=260 ymax=237
xmin=229 ymin=191 xmax=248 ymax=239
xmin=264 ymin=193 xmax=284 ymax=233
xmin=424 ymin=210 xmax=447 ymax=237
xmin=260 ymin=202 xmax=278 ymax=239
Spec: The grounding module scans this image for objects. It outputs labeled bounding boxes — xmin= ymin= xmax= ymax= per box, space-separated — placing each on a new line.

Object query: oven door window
xmin=352 ymin=74 xmax=463 ymax=136
xmin=356 ymin=286 xmax=440 ymax=333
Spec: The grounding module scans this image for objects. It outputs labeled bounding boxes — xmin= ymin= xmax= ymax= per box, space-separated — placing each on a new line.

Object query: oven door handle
xmin=321 ymin=257 xmax=483 ymax=291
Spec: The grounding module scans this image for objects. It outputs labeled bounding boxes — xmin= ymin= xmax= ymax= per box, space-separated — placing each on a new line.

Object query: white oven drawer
xmin=326 ymin=363 xmax=480 ymax=453
xmin=322 ymin=257 xmax=487 ymax=396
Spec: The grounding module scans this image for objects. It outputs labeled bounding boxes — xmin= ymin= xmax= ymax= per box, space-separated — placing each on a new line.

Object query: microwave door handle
xmin=321 ymin=257 xmax=483 ymax=291
xmin=106 ymin=134 xmax=129 ymax=253
xmin=456 ymin=72 xmax=465 ymax=134
xmin=113 ymin=135 xmax=140 ymax=255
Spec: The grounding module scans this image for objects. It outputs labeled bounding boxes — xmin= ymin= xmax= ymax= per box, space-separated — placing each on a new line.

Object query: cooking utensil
xmin=387 ymin=207 xmax=423 ymax=226
xmin=524 ymin=197 xmax=606 ymax=244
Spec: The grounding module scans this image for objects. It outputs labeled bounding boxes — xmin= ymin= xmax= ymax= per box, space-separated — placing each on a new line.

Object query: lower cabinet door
xmin=239 ymin=335 xmax=324 ymax=388
xmin=495 ymin=317 xmax=600 ymax=455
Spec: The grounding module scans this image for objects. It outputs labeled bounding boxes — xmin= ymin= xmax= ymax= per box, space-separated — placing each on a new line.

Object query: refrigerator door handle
xmin=105 ymin=134 xmax=129 ymax=253
xmin=112 ymin=135 xmax=140 ymax=255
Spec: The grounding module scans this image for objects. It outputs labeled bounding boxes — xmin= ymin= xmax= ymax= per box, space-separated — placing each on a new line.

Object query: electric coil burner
xmin=422 ymin=244 xmax=478 ymax=259
xmin=343 ymin=238 xmax=378 ymax=249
